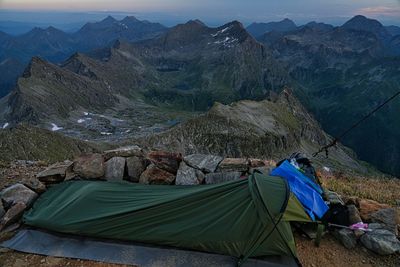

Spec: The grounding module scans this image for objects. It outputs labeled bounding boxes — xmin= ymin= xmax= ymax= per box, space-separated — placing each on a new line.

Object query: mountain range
xmin=0 ymin=15 xmax=167 ymax=98
xmin=0 ymin=15 xmax=400 ymax=176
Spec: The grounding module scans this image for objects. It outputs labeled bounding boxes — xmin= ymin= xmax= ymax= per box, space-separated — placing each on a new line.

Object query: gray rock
xmin=103 ymin=145 xmax=143 ymax=160
xmin=369 ymin=208 xmax=399 ymax=235
xmin=333 ymin=228 xmax=357 ymax=249
xmin=325 ymin=190 xmax=344 ymax=205
xmin=360 ymin=229 xmax=400 ymax=255
xmin=73 ymin=153 xmax=105 ymax=179
xmin=217 ymin=158 xmax=249 ymax=172
xmin=36 ymin=161 xmax=73 ymax=184
xmin=205 ymin=172 xmax=242 ymax=184
xmin=0 ymin=203 xmax=26 ymax=231
xmin=176 ymin=162 xmax=205 ymax=185
xmin=347 ymin=204 xmax=362 ymax=225
xmin=1 ymin=184 xmax=38 ymax=208
xmin=126 ymin=156 xmax=148 ymax=182
xmin=0 ymin=202 xmax=4 ymax=219
xmin=183 ymin=154 xmax=223 ymax=173
xmin=368 ymin=223 xmax=385 ymax=230
xmin=104 ymin=157 xmax=126 ymax=181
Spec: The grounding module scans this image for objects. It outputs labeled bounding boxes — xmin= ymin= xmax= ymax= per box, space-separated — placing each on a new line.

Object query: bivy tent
xmin=23 ymin=168 xmax=327 ymax=265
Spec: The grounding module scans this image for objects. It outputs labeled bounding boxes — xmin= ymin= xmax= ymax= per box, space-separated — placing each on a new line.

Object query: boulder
xmin=333 ymin=228 xmax=357 ymax=249
xmin=139 ymin=164 xmax=176 ymax=185
xmin=1 ymin=184 xmax=38 ymax=208
xmin=73 ymin=153 xmax=105 ymax=179
xmin=217 ymin=158 xmax=249 ymax=172
xmin=147 ymin=151 xmax=182 ymax=174
xmin=205 ymin=172 xmax=242 ymax=184
xmin=0 ymin=203 xmax=26 ymax=231
xmin=347 ymin=204 xmax=362 ymax=225
xmin=36 ymin=161 xmax=73 ymax=184
xmin=103 ymin=145 xmax=143 ymax=160
xmin=358 ymin=199 xmax=390 ymax=221
xmin=126 ymin=156 xmax=149 ymax=182
xmin=360 ymin=229 xmax=400 ymax=255
xmin=22 ymin=178 xmax=46 ymax=194
xmin=176 ymin=162 xmax=205 ymax=185
xmin=104 ymin=157 xmax=126 ymax=181
xmin=369 ymin=208 xmax=399 ymax=235
xmin=183 ymin=154 xmax=223 ymax=173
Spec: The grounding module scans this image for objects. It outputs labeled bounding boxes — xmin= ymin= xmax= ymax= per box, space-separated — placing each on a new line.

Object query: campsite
xmin=0 ymin=146 xmax=398 ymax=266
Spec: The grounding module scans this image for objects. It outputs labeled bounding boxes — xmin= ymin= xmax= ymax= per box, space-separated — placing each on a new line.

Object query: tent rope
xmin=313 ymin=89 xmax=400 ymax=158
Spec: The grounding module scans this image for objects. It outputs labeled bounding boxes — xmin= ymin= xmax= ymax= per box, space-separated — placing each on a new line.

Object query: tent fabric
xmin=270 ymin=160 xmax=329 ymax=220
xmin=23 ymin=173 xmax=310 ymax=263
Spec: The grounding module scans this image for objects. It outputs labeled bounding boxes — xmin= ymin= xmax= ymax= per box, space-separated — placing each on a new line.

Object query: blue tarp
xmin=271 ymin=160 xmax=328 ymax=220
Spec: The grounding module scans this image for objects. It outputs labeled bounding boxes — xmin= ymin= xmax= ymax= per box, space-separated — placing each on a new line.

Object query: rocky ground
xmin=0 ymin=147 xmax=399 ymax=266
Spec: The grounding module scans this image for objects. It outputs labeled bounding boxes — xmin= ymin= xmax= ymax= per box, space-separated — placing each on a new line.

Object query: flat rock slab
xmin=0 ymin=203 xmax=26 ymax=230
xmin=103 ymin=146 xmax=143 ymax=160
xmin=205 ymin=172 xmax=242 ymax=184
xmin=217 ymin=158 xmax=249 ymax=173
xmin=104 ymin=157 xmax=126 ymax=181
xmin=147 ymin=151 xmax=182 ymax=174
xmin=176 ymin=162 xmax=205 ymax=185
xmin=369 ymin=208 xmax=399 ymax=235
xmin=184 ymin=154 xmax=223 ymax=173
xmin=73 ymin=153 xmax=105 ymax=179
xmin=126 ymin=156 xmax=149 ymax=182
xmin=139 ymin=164 xmax=176 ymax=185
xmin=36 ymin=161 xmax=73 ymax=184
xmin=360 ymin=229 xmax=400 ymax=255
xmin=0 ymin=184 xmax=38 ymax=207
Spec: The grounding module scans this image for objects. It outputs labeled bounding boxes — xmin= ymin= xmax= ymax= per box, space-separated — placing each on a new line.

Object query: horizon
xmin=0 ymin=0 xmax=400 ymax=30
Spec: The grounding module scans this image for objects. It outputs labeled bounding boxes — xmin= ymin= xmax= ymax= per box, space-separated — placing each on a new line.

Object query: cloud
xmin=357 ymin=6 xmax=400 ymax=17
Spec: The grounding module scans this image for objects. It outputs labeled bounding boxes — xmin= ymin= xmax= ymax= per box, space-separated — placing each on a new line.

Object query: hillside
xmin=258 ymin=15 xmax=400 ymax=176
xmin=0 ymin=124 xmax=106 ymax=164
xmin=134 ymin=90 xmax=374 ymax=174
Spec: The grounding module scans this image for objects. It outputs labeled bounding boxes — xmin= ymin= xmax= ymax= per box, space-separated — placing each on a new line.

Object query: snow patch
xmin=77 ymin=119 xmax=85 ymax=124
xmin=83 ymin=112 xmax=89 ymax=116
xmin=2 ymin=122 xmax=9 ymax=129
xmin=100 ymin=132 xmax=112 ymax=135
xmin=211 ymin=26 xmax=232 ymax=37
xmin=323 ymin=166 xmax=331 ymax=172
xmin=51 ymin=123 xmax=63 ymax=131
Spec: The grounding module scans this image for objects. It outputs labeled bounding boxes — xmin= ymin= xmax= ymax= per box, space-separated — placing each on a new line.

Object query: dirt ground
xmin=0 ymin=233 xmax=398 ymax=267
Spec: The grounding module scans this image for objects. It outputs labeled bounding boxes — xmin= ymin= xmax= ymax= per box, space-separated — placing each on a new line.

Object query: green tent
xmin=24 ymin=172 xmax=311 ymax=265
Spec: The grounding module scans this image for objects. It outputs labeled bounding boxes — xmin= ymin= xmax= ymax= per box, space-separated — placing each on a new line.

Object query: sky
xmin=0 ymin=0 xmax=400 ymax=27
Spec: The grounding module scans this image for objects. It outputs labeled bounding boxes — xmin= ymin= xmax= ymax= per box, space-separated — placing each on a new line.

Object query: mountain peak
xmin=342 ymin=15 xmax=390 ymax=40
xmin=121 ymin=16 xmax=139 ymax=23
xmin=101 ymin=15 xmax=117 ymax=24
